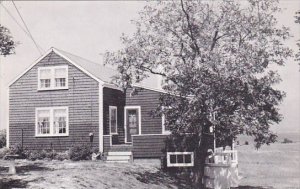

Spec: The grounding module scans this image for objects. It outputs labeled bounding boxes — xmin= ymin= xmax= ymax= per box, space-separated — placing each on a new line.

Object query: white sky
xmin=0 ymin=1 xmax=299 ymax=134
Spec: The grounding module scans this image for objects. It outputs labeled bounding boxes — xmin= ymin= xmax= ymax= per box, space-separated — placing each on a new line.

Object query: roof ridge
xmin=53 ymin=47 xmax=117 ymax=72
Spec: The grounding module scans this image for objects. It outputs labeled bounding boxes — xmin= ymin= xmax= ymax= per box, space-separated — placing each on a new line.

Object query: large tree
xmin=0 ymin=24 xmax=16 ymax=56
xmin=105 ymin=0 xmax=292 ymax=186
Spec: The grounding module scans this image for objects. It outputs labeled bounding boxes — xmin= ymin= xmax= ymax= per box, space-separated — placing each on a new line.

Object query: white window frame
xmin=109 ymin=106 xmax=118 ymax=135
xmin=38 ymin=65 xmax=68 ymax=90
xmin=167 ymin=152 xmax=194 ymax=167
xmin=35 ymin=107 xmax=69 ymax=137
xmin=162 ymin=106 xmax=171 ymax=135
xmin=124 ymin=106 xmax=141 ymax=143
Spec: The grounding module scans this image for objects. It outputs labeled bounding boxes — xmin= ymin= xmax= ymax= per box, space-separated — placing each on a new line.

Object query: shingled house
xmin=8 ymin=48 xmax=171 ymax=161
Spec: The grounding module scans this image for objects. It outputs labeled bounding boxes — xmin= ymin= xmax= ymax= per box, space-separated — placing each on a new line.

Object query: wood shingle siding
xmin=9 ymin=51 xmax=99 ymax=151
xmin=125 ymin=87 xmax=163 ymax=135
xmin=132 ymin=135 xmax=168 ymax=158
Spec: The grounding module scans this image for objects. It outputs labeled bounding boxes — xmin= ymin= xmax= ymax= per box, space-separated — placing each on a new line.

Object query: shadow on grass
xmin=0 ymin=178 xmax=28 ymax=189
xmin=234 ymin=186 xmax=274 ymax=189
xmin=16 ymin=163 xmax=52 ymax=174
xmin=127 ymin=170 xmax=193 ymax=188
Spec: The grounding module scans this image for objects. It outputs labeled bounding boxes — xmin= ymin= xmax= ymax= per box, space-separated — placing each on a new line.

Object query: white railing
xmin=213 ymin=150 xmax=238 ymax=164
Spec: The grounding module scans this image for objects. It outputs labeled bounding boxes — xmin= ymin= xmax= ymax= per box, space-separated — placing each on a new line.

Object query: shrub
xmin=244 ymin=141 xmax=249 ymax=145
xmin=9 ymin=143 xmax=26 ymax=158
xmin=54 ymin=151 xmax=69 ymax=161
xmin=0 ymin=130 xmax=6 ymax=148
xmin=69 ymin=143 xmax=92 ymax=161
xmin=0 ymin=147 xmax=10 ymax=159
xmin=282 ymin=138 xmax=293 ymax=144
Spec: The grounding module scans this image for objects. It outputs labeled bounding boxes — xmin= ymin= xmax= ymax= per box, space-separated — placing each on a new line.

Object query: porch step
xmin=107 ymin=155 xmax=131 ymax=161
xmin=108 ymin=151 xmax=132 ymax=156
xmin=106 ymin=151 xmax=132 ymax=163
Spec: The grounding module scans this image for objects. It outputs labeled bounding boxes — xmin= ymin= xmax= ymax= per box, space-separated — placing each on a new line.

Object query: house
xmin=7 ymin=47 xmax=171 ymax=160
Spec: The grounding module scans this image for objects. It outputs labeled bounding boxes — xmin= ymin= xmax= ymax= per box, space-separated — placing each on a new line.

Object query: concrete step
xmin=106 ymin=160 xmax=130 ymax=163
xmin=106 ymin=155 xmax=131 ymax=161
xmin=108 ymin=151 xmax=132 ymax=156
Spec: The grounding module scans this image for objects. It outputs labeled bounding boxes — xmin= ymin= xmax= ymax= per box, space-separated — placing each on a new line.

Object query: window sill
xmin=37 ymin=87 xmax=68 ymax=91
xmin=110 ymin=133 xmax=118 ymax=135
xmin=35 ymin=134 xmax=69 ymax=137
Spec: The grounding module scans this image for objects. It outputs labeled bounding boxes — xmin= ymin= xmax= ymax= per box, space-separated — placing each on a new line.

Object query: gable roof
xmin=9 ymin=47 xmax=164 ymax=92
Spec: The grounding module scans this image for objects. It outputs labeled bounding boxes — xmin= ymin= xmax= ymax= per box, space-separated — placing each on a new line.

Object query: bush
xmin=54 ymin=151 xmax=69 ymax=161
xmin=0 ymin=147 xmax=10 ymax=159
xmin=0 ymin=130 xmax=6 ymax=148
xmin=69 ymin=143 xmax=92 ymax=161
xmin=245 ymin=141 xmax=249 ymax=145
xmin=282 ymin=138 xmax=293 ymax=144
xmin=9 ymin=143 xmax=26 ymax=158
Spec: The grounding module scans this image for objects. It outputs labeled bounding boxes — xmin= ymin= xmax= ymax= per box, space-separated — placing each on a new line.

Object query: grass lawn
xmin=237 ymin=142 xmax=300 ymax=189
xmin=0 ymin=142 xmax=299 ymax=189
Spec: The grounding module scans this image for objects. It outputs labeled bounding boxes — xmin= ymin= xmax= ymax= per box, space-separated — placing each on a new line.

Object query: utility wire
xmin=0 ymin=3 xmax=45 ymax=53
xmin=11 ymin=1 xmax=44 ymax=55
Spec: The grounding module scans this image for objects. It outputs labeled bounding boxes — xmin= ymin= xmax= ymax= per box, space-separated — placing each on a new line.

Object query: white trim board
xmin=99 ymin=84 xmax=104 ymax=153
xmin=124 ymin=106 xmax=141 ymax=143
xmin=6 ymin=87 xmax=9 ymax=148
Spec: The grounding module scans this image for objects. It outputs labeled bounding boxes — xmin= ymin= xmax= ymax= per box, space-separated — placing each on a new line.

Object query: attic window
xmin=38 ymin=66 xmax=68 ymax=90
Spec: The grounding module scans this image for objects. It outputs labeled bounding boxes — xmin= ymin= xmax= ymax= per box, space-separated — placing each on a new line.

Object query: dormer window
xmin=38 ymin=66 xmax=68 ymax=90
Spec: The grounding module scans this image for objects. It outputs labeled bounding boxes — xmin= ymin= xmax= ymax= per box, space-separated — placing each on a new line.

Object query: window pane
xmin=40 ymin=69 xmax=51 ymax=79
xmin=54 ymin=68 xmax=67 ymax=78
xmin=40 ymin=79 xmax=51 ymax=88
xmin=110 ymin=108 xmax=117 ymax=133
xmin=177 ymin=154 xmax=184 ymax=163
xmin=185 ymin=154 xmax=192 ymax=163
xmin=170 ymin=155 xmax=176 ymax=164
xmin=37 ymin=110 xmax=50 ymax=134
xmin=55 ymin=78 xmax=66 ymax=87
xmin=54 ymin=109 xmax=67 ymax=134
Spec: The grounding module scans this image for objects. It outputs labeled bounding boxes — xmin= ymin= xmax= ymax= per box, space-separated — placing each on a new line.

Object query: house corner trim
xmin=6 ymin=87 xmax=9 ymax=148
xmin=99 ymin=84 xmax=104 ymax=153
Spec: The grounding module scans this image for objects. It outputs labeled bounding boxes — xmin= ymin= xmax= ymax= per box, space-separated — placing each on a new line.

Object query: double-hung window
xmin=109 ymin=106 xmax=118 ymax=135
xmin=36 ymin=107 xmax=69 ymax=137
xmin=38 ymin=66 xmax=68 ymax=90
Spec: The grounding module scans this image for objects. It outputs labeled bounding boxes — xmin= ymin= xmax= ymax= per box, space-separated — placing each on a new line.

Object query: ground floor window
xmin=167 ymin=152 xmax=194 ymax=167
xmin=36 ymin=107 xmax=69 ymax=136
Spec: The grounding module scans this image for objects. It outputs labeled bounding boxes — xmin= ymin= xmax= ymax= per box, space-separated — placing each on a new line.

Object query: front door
xmin=126 ymin=108 xmax=139 ymax=143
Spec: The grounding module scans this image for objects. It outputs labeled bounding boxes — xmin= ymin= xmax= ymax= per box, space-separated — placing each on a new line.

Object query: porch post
xmin=99 ymin=84 xmax=104 ymax=153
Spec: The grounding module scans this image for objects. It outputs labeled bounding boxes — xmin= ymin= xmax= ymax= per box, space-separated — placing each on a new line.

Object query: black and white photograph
xmin=0 ymin=1 xmax=299 ymax=188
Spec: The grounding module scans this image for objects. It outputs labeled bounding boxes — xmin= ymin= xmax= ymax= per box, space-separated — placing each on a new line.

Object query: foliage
xmin=69 ymin=143 xmax=92 ymax=161
xmin=9 ymin=143 xmax=26 ymax=158
xmin=295 ymin=10 xmax=300 ymax=63
xmin=282 ymin=138 xmax=293 ymax=143
xmin=54 ymin=151 xmax=70 ymax=161
xmin=0 ymin=25 xmax=16 ymax=56
xmin=105 ymin=0 xmax=292 ymax=186
xmin=245 ymin=141 xmax=249 ymax=145
xmin=0 ymin=147 xmax=10 ymax=159
xmin=0 ymin=129 xmax=6 ymax=148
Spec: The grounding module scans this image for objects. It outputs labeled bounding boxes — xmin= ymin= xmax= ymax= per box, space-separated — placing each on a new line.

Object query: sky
xmin=0 ymin=1 xmax=299 ymax=134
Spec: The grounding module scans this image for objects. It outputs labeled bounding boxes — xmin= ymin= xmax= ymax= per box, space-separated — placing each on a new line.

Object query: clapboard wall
xmin=9 ymin=51 xmax=99 ymax=151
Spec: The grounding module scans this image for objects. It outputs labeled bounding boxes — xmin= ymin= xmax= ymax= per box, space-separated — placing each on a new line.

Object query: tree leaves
xmin=105 ymin=0 xmax=293 ymax=148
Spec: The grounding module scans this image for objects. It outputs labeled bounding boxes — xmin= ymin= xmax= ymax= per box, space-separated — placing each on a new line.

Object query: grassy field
xmin=0 ymin=141 xmax=299 ymax=188
xmin=237 ymin=142 xmax=300 ymax=189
